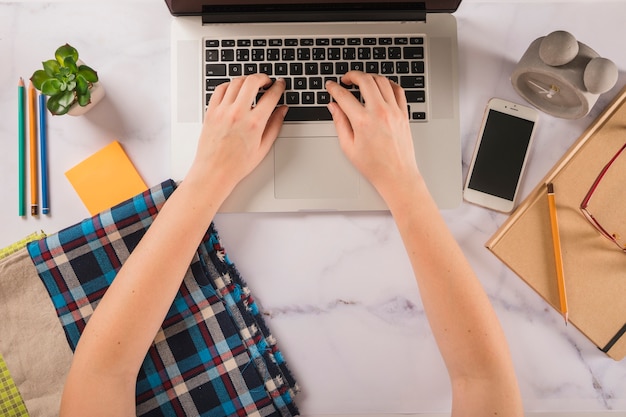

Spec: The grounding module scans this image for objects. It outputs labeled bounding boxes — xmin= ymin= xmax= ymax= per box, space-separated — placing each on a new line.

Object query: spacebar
xmin=284 ymin=106 xmax=333 ymax=121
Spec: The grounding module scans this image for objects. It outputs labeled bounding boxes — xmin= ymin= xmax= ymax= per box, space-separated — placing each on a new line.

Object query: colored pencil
xmin=18 ymin=78 xmax=26 ymax=216
xmin=28 ymin=81 xmax=38 ymax=216
xmin=39 ymin=93 xmax=49 ymax=215
xmin=547 ymin=183 xmax=568 ymax=325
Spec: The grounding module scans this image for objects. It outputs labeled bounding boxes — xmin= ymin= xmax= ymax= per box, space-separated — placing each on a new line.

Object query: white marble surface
xmin=1 ymin=1 xmax=626 ymax=415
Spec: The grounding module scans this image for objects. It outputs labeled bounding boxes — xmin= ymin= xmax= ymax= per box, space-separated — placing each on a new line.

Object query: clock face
xmin=514 ymin=71 xmax=587 ymax=118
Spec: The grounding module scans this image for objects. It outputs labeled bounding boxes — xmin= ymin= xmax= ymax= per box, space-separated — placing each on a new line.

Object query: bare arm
xmin=60 ymin=75 xmax=287 ymax=417
xmin=327 ymin=71 xmax=523 ymax=417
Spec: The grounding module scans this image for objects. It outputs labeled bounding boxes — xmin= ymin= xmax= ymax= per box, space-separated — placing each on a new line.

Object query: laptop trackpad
xmin=274 ymin=137 xmax=360 ymax=199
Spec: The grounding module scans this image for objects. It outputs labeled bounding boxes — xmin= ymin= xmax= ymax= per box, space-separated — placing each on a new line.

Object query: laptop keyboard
xmin=204 ymin=35 xmax=428 ymax=122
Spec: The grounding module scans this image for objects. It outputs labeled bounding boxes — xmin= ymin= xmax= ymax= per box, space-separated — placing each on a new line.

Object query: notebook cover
xmin=65 ymin=140 xmax=148 ymax=215
xmin=486 ymin=86 xmax=626 ymax=361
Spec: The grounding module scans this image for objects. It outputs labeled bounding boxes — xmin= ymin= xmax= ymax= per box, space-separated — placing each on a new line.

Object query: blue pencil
xmin=39 ymin=93 xmax=49 ymax=215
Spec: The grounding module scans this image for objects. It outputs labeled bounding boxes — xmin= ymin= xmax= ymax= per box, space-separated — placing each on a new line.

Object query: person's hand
xmin=326 ymin=71 xmax=421 ymax=199
xmin=186 ymin=74 xmax=287 ymax=194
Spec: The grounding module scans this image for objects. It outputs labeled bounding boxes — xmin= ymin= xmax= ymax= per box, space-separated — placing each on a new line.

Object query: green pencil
xmin=18 ymin=78 xmax=26 ymax=216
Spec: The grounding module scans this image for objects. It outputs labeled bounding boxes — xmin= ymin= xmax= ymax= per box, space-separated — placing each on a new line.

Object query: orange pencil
xmin=28 ymin=81 xmax=38 ymax=216
xmin=547 ymin=183 xmax=568 ymax=324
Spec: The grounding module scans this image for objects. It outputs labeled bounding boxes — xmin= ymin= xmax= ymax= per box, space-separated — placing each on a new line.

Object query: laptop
xmin=167 ymin=0 xmax=463 ymax=212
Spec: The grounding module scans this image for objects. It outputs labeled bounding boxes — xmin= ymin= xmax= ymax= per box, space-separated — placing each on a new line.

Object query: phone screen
xmin=467 ymin=109 xmax=536 ymax=201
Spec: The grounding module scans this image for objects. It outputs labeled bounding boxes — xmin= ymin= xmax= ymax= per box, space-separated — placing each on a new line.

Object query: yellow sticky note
xmin=65 ymin=141 xmax=148 ymax=215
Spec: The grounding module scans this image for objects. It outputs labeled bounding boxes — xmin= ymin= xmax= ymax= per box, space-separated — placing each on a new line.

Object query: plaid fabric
xmin=27 ymin=180 xmax=299 ymax=417
xmin=0 ymin=354 xmax=29 ymax=417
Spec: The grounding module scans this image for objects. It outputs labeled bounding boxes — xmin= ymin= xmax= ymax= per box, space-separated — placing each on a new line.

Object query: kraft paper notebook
xmin=486 ymin=86 xmax=626 ymax=361
xmin=65 ymin=140 xmax=148 ymax=215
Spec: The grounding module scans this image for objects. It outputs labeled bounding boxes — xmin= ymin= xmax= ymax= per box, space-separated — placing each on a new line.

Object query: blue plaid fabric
xmin=27 ymin=180 xmax=299 ymax=417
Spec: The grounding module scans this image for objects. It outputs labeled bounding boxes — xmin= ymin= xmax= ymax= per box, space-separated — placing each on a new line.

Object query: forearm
xmin=62 ymin=176 xmax=231 ymax=415
xmin=382 ymin=175 xmax=522 ymax=414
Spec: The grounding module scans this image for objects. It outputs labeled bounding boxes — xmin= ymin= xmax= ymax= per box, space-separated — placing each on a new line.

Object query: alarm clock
xmin=511 ymin=31 xmax=618 ymax=119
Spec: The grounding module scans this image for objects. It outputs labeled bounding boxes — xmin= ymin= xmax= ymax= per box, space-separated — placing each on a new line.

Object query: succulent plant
xmin=30 ymin=44 xmax=99 ymax=115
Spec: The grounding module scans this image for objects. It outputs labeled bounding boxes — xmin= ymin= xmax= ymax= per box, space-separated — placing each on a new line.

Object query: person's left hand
xmin=186 ymin=74 xmax=287 ymax=194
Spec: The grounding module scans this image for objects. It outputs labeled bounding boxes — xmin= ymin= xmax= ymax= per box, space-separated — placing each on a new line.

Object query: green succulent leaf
xmin=76 ymin=74 xmax=89 ymax=95
xmin=30 ymin=69 xmax=51 ymax=90
xmin=77 ymin=65 xmax=98 ymax=83
xmin=47 ymin=90 xmax=75 ymax=116
xmin=66 ymin=80 xmax=77 ymax=91
xmin=55 ymin=44 xmax=78 ymax=66
xmin=42 ymin=59 xmax=60 ymax=77
xmin=63 ymin=56 xmax=78 ymax=73
xmin=77 ymin=89 xmax=91 ymax=107
xmin=40 ymin=78 xmax=63 ymax=96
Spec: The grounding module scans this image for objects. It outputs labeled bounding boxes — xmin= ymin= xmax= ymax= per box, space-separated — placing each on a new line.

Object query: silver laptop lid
xmin=164 ymin=1 xmax=463 ymax=22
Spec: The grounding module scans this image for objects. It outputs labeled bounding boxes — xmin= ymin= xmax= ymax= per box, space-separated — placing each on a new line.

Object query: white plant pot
xmin=68 ymin=81 xmax=105 ymax=116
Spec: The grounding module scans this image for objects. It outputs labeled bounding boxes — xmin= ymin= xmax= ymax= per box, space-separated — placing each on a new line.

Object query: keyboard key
xmin=267 ymin=48 xmax=280 ymax=61
xmin=302 ymin=92 xmax=315 ymax=104
xmin=351 ymin=62 xmax=364 ymax=72
xmin=206 ymin=78 xmax=229 ymax=91
xmin=405 ymin=90 xmax=425 ymax=103
xmin=285 ymin=38 xmax=298 ymax=46
xmin=348 ymin=38 xmax=361 ymax=45
xmin=298 ymin=48 xmax=311 ymax=60
xmin=221 ymin=50 xmax=234 ymax=61
xmin=410 ymin=37 xmax=424 ymax=45
xmin=300 ymin=38 xmax=314 ymax=46
xmin=282 ymin=48 xmax=295 ymax=60
xmin=259 ymin=63 xmax=273 ymax=75
xmin=412 ymin=61 xmax=425 ymax=74
xmin=305 ymin=62 xmax=319 ymax=75
xmin=253 ymin=39 xmax=267 ymax=46
xmin=388 ymin=47 xmax=402 ymax=59
xmin=244 ymin=63 xmax=258 ymax=74
xmin=309 ymin=77 xmax=323 ymax=89
xmin=404 ymin=47 xmax=424 ymax=59
xmin=328 ymin=48 xmax=341 ymax=60
xmin=400 ymin=76 xmax=425 ymax=88
xmin=269 ymin=39 xmax=282 ymax=46
xmin=365 ymin=62 xmax=379 ymax=73
xmin=363 ymin=37 xmax=377 ymax=45
xmin=320 ymin=63 xmax=334 ymax=74
xmin=317 ymin=91 xmax=331 ymax=104
xmin=379 ymin=37 xmax=393 ymax=45
xmin=373 ymin=47 xmax=386 ymax=60
xmin=343 ymin=48 xmax=356 ymax=60
xmin=206 ymin=49 xmax=219 ymax=62
xmin=316 ymin=38 xmax=330 ymax=46
xmin=229 ymin=64 xmax=242 ymax=76
xmin=381 ymin=62 xmax=394 ymax=74
xmin=252 ymin=49 xmax=265 ymax=61
xmin=206 ymin=64 xmax=227 ymax=76
xmin=313 ymin=48 xmax=326 ymax=60
xmin=394 ymin=37 xmax=409 ymax=45
xmin=236 ymin=49 xmax=250 ymax=61
xmin=294 ymin=77 xmax=307 ymax=89
xmin=332 ymin=38 xmax=346 ymax=45
xmin=286 ymin=92 xmax=300 ymax=104
xmin=290 ymin=62 xmax=303 ymax=75
xmin=275 ymin=63 xmax=288 ymax=75
xmin=206 ymin=39 xmax=219 ymax=47
xmin=284 ymin=106 xmax=333 ymax=121
xmin=335 ymin=62 xmax=349 ymax=75
xmin=237 ymin=39 xmax=251 ymax=47
xmin=412 ymin=112 xmax=427 ymax=120
xmin=222 ymin=40 xmax=235 ymax=47
xmin=396 ymin=61 xmax=410 ymax=74
xmin=358 ymin=47 xmax=371 ymax=60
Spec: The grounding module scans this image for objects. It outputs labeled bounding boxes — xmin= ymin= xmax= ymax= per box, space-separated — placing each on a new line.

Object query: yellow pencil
xmin=547 ymin=183 xmax=568 ymax=324
xmin=28 ymin=81 xmax=38 ymax=216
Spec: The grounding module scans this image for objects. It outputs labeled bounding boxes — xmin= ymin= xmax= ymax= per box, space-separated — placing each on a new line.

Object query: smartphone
xmin=463 ymin=98 xmax=539 ymax=213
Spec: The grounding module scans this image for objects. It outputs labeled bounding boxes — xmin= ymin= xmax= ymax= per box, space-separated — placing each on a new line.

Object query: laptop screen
xmin=165 ymin=1 xmax=463 ymax=22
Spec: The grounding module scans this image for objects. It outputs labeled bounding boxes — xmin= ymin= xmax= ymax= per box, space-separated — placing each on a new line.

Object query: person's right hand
xmin=326 ymin=71 xmax=421 ymax=199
